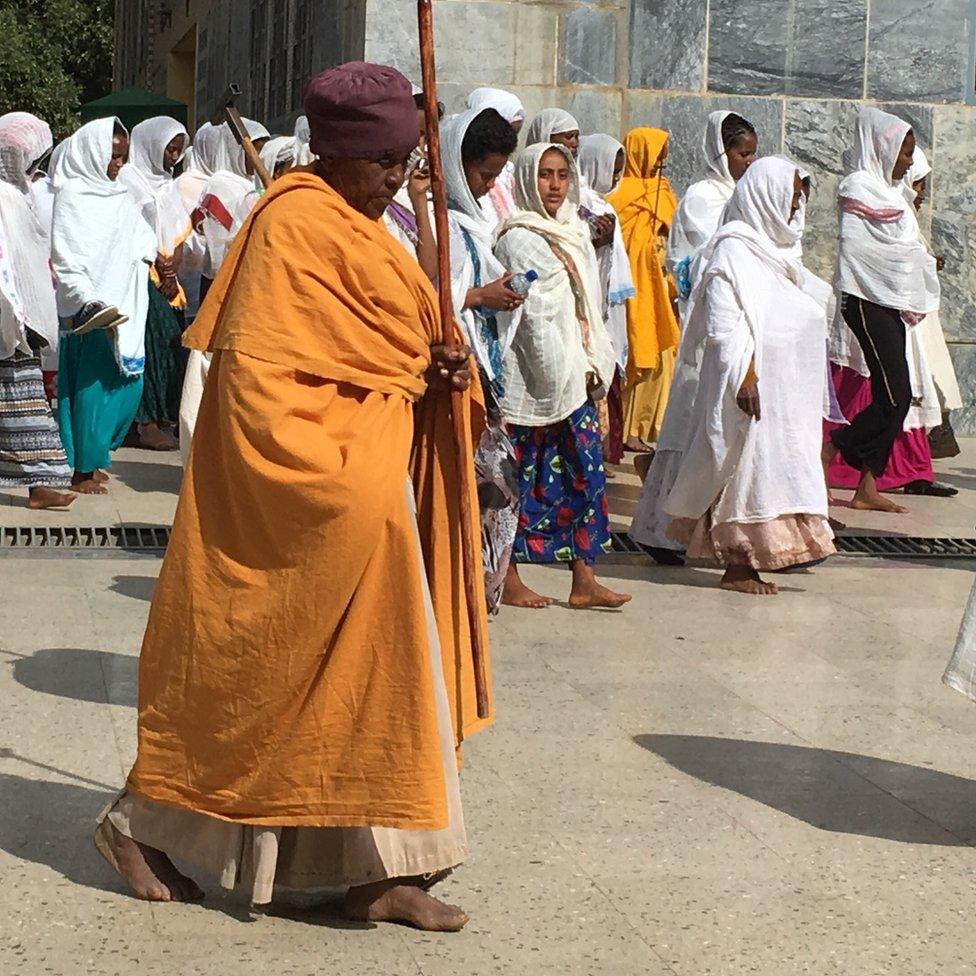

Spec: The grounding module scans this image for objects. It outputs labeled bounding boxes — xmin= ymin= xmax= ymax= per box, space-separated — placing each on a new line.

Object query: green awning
xmin=80 ymin=86 xmax=187 ymax=131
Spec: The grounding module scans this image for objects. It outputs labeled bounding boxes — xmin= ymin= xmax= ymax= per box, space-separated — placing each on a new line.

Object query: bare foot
xmin=502 ymin=565 xmax=554 ymax=609
xmin=92 ymin=469 xmax=109 ymax=484
xmin=72 ymin=471 xmax=108 ymax=495
xmin=569 ymin=582 xmax=632 ymax=609
xmin=93 ymin=819 xmax=203 ymax=903
xmin=851 ymin=491 xmax=908 ymax=514
xmin=138 ymin=423 xmax=178 ymax=452
xmin=343 ymin=879 xmax=468 ymax=932
xmin=625 ymin=437 xmax=651 ymax=454
xmin=721 ymin=566 xmax=778 ymax=596
xmin=27 ymin=487 xmax=76 ymax=510
xmin=634 ymin=451 xmax=654 ymax=483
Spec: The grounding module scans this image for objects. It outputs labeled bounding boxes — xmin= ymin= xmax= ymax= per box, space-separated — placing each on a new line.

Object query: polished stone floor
xmin=2 ymin=446 xmax=976 ymax=975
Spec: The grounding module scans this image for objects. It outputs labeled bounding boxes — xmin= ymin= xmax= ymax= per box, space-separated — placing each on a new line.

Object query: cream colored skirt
xmin=100 ymin=479 xmax=467 ymax=904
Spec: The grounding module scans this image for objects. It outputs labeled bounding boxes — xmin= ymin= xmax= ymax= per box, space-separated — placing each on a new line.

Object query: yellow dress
xmin=609 ymin=128 xmax=681 ymax=445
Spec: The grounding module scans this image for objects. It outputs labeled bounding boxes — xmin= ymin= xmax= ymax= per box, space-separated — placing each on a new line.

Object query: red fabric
xmin=605 ymin=371 xmax=624 ymax=464
xmin=198 ymin=194 xmax=233 ymax=231
xmin=838 ymin=196 xmax=904 ymax=224
xmin=824 ymin=364 xmax=933 ymax=490
xmin=304 ymin=61 xmax=419 ymax=159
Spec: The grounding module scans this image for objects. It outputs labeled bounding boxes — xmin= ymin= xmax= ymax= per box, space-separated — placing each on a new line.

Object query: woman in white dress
xmin=659 ymin=157 xmax=835 ymax=595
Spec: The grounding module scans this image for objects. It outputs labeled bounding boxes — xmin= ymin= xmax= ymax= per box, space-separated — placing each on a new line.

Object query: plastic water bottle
xmin=509 ymin=270 xmax=538 ymax=296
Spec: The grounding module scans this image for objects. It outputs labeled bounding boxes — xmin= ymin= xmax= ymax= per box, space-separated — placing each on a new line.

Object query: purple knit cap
xmin=304 ymin=61 xmax=419 ymax=159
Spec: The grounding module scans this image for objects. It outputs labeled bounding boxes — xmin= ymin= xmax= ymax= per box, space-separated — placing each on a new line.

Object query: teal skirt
xmin=57 ymin=330 xmax=143 ymax=473
xmin=136 ymin=282 xmax=186 ymax=425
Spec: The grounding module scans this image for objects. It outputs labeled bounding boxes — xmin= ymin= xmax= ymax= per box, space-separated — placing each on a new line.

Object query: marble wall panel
xmin=786 ymin=1 xmax=867 ymax=98
xmin=948 ymin=345 xmax=976 ymax=430
xmin=568 ymin=89 xmax=624 ymax=139
xmin=783 ymin=98 xmax=860 ymax=177
xmin=514 ymin=5 xmax=560 ymax=86
xmin=629 ymin=0 xmax=707 ymax=92
xmin=876 ymin=102 xmax=934 ymax=156
xmin=561 ymin=7 xmax=618 ymax=86
xmin=707 ymin=0 xmax=788 ymax=95
xmin=709 ymin=0 xmax=866 ymax=99
xmin=654 ymin=94 xmax=784 ymax=197
xmin=623 ymin=90 xmax=665 ymax=132
xmin=364 ymin=0 xmax=519 ymax=87
xmin=867 ymin=0 xmax=969 ymax=103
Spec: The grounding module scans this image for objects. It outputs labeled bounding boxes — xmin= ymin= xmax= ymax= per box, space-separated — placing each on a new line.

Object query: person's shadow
xmin=636 ymin=734 xmax=976 ymax=846
xmin=10 ymin=648 xmax=137 ymax=707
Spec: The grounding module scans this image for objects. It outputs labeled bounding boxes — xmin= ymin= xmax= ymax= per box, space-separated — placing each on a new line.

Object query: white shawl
xmin=525 ymin=109 xmax=580 ymax=147
xmin=494 ymin=144 xmax=616 ymax=427
xmin=51 ymin=118 xmax=156 ymax=376
xmin=442 ymin=109 xmax=511 ymax=382
xmin=667 ymin=111 xmax=737 ymax=271
xmin=293 ymin=115 xmax=315 ymax=165
xmin=664 ymin=157 xmax=829 ymax=524
xmin=466 ymin=88 xmax=525 ymax=124
xmin=117 ymin=116 xmax=190 ymax=255
xmin=836 ymin=107 xmax=939 ymax=316
xmin=0 ymin=113 xmax=58 ymax=356
xmin=577 ymin=133 xmax=635 ymax=371
xmin=259 ymin=136 xmax=298 ymax=181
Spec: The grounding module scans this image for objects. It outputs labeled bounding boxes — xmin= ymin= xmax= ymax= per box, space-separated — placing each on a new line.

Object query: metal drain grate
xmin=0 ymin=525 xmax=170 ymax=552
xmin=834 ymin=535 xmax=976 ymax=559
xmin=609 ymin=530 xmax=976 ymax=561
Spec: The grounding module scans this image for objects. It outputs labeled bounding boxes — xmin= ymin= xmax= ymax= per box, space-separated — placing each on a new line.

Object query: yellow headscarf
xmin=608 ymin=128 xmax=680 ymax=373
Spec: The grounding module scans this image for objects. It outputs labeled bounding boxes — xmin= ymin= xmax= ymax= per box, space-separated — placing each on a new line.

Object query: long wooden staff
xmin=417 ymin=0 xmax=489 ymax=719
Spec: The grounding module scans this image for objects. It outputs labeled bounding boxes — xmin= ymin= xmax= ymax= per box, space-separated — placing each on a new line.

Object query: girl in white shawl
xmin=577 ymin=133 xmax=636 ymax=464
xmin=662 ymin=156 xmax=835 ymax=595
xmin=178 ymin=120 xmax=266 ymax=464
xmin=0 ymin=113 xmax=74 ymax=509
xmin=118 ymin=116 xmax=191 ymax=451
xmin=823 ymin=107 xmax=939 ymax=514
xmin=442 ymin=107 xmax=521 ymax=612
xmin=494 ymin=143 xmax=629 ymax=610
xmin=668 ymin=111 xmax=757 ymax=296
xmin=904 ymin=148 xmax=964 ymax=461
xmin=52 ymin=117 xmax=157 ymax=494
xmin=466 ymin=87 xmax=526 ymax=225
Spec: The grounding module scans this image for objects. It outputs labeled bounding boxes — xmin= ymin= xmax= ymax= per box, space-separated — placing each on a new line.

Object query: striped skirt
xmin=0 ymin=354 xmax=71 ymax=488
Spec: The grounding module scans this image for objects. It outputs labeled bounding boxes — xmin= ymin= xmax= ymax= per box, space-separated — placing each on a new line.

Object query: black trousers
xmin=830 ymin=295 xmax=912 ymax=477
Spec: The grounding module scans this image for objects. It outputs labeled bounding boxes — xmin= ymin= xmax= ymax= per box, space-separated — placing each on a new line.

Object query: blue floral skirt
xmin=509 ymin=402 xmax=612 ymax=566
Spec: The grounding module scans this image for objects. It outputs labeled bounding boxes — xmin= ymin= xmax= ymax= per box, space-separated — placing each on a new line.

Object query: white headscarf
xmin=524 ymin=109 xmax=580 ymax=147
xmin=836 ymin=107 xmax=938 ymax=315
xmin=495 ymin=143 xmax=617 ymax=416
xmin=259 ymin=136 xmax=297 ymax=182
xmin=0 ymin=114 xmax=59 ymax=356
xmin=117 ymin=116 xmax=190 ymax=254
xmin=293 ymin=115 xmax=315 ymax=165
xmin=51 ymin=118 xmax=156 ymax=375
xmin=466 ymin=88 xmax=525 ymax=125
xmin=176 ymin=122 xmax=221 ymax=213
xmin=441 ymin=109 xmax=510 ymax=380
xmin=903 ymin=145 xmax=932 ymax=204
xmin=666 ymin=157 xmax=831 ymax=523
xmin=0 ymin=112 xmax=53 ymax=195
xmin=667 ymin=111 xmax=739 ymax=270
xmin=577 ymin=134 xmax=624 ymax=196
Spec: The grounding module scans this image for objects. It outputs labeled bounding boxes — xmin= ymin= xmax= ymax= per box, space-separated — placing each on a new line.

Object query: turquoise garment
xmin=57 ymin=331 xmax=143 ymax=472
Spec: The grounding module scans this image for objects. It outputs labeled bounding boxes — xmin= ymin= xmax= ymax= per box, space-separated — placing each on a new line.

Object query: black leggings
xmin=830 ymin=295 xmax=912 ymax=478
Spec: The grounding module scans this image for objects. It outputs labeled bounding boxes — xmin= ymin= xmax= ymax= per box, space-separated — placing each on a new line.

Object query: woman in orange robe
xmin=609 ymin=128 xmax=680 ymax=451
xmin=92 ymin=63 xmax=489 ymax=933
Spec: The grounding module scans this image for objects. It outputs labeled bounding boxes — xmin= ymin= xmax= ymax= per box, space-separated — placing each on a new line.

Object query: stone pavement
xmin=3 ymin=446 xmax=976 ymax=975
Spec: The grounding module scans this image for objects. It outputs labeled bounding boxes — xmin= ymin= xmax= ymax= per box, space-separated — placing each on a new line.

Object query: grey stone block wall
xmin=143 ymin=0 xmax=974 ymax=429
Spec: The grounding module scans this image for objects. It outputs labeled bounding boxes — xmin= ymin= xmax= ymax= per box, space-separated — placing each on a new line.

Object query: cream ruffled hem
xmin=668 ymin=512 xmax=836 ymax=570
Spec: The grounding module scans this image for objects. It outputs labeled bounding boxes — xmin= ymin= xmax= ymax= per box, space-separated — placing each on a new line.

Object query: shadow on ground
xmin=110 ymin=460 xmax=182 ymax=495
xmin=636 ymin=734 xmax=976 ymax=846
xmin=109 ymin=574 xmax=156 ymax=602
xmin=11 ymin=648 xmax=136 ymax=707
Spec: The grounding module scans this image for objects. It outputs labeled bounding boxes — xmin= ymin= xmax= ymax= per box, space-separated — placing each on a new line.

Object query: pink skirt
xmin=825 ymin=365 xmax=933 ymax=490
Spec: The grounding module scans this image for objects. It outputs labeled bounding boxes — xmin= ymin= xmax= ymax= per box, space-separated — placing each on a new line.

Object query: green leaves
xmin=0 ymin=0 xmax=112 ymax=137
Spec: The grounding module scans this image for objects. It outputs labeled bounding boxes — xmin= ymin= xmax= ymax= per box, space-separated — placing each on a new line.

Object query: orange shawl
xmin=126 ymin=172 xmax=490 ymax=829
xmin=609 ymin=128 xmax=680 ymax=374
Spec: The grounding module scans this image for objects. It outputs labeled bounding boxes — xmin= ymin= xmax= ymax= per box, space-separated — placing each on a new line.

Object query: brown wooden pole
xmin=417 ymin=0 xmax=490 ymax=719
